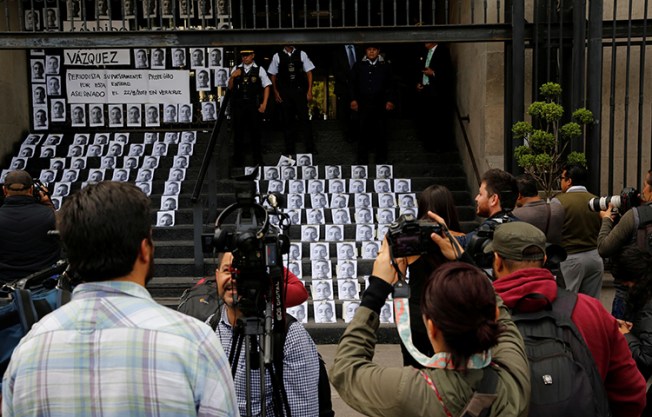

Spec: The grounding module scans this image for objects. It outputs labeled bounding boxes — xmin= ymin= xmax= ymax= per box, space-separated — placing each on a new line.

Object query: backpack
xmin=0 ymin=276 xmax=71 ymax=390
xmin=635 ymin=204 xmax=652 ymax=254
xmin=177 ymin=277 xmax=221 ymax=322
xmin=511 ymin=288 xmax=611 ymax=417
xmin=208 ymin=310 xmax=335 ymax=417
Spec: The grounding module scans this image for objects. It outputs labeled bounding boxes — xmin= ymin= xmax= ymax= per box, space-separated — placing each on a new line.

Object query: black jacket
xmin=0 ymin=196 xmax=60 ymax=282
xmin=349 ymin=58 xmax=397 ymax=105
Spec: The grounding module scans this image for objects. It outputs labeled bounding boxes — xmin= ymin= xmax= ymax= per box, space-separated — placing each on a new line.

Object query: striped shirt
xmin=2 ymin=281 xmax=239 ymax=417
xmin=213 ymin=306 xmax=320 ymax=416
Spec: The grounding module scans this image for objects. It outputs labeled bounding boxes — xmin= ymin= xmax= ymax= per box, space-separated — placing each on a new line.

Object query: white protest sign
xmin=67 ymin=70 xmax=190 ymax=104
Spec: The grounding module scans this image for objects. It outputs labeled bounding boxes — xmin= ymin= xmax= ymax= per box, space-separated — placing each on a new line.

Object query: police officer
xmin=268 ymin=45 xmax=317 ymax=155
xmin=228 ymin=48 xmax=271 ymax=166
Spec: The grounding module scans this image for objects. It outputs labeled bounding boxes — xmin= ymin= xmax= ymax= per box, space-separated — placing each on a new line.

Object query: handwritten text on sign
xmin=66 ymin=70 xmax=190 ymax=104
xmin=63 ymin=49 xmax=131 ymax=66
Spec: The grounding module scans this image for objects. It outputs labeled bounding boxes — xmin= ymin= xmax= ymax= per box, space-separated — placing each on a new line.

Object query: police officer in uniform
xmin=229 ymin=48 xmax=271 ymax=166
xmin=268 ymin=45 xmax=317 ymax=155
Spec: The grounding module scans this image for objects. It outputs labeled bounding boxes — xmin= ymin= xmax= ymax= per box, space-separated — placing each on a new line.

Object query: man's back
xmin=3 ymin=281 xmax=238 ymax=417
xmin=513 ymin=199 xmax=564 ymax=244
xmin=0 ymin=195 xmax=60 ymax=281
xmin=555 ymin=190 xmax=601 ymax=253
xmin=493 ymin=267 xmax=646 ymax=416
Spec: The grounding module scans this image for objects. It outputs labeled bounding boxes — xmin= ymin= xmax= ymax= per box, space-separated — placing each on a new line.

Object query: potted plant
xmin=512 ymin=82 xmax=593 ymax=198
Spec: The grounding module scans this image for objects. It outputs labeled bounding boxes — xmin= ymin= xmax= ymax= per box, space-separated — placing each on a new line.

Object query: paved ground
xmin=318 ymin=284 xmax=617 ymax=416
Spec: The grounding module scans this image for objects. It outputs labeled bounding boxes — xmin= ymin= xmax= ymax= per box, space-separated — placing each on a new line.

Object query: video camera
xmin=386 ymin=214 xmax=442 ymax=257
xmin=588 ymin=187 xmax=640 ymax=215
xmin=202 ymin=173 xmax=289 ymax=317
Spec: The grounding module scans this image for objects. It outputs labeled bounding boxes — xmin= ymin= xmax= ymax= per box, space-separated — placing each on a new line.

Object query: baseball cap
xmin=4 ymin=170 xmax=33 ymax=190
xmin=483 ymin=222 xmax=546 ymax=261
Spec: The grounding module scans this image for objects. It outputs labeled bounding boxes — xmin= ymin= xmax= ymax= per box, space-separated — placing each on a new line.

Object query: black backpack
xmin=635 ymin=205 xmax=652 ymax=254
xmin=177 ymin=277 xmax=221 ymax=322
xmin=511 ymin=288 xmax=611 ymax=417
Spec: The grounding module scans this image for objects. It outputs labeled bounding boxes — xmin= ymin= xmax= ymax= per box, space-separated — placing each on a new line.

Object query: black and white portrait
xmin=128 ymin=144 xmax=145 ymax=157
xmin=329 ymin=193 xmax=349 ymax=209
xmin=61 ymin=169 xmax=79 ymax=183
xmin=86 ymin=144 xmax=104 ymax=158
xmin=178 ymin=142 xmax=193 ymax=157
xmin=152 ymin=142 xmax=168 ymax=157
xmin=307 ymin=179 xmax=325 ymax=194
xmin=201 ymin=101 xmax=216 ymax=122
xmin=287 ymin=303 xmax=307 ymax=324
xmin=361 ymin=241 xmax=380 ymax=259
xmin=267 ymin=179 xmax=284 ymax=194
xmin=70 ymin=157 xmax=87 ymax=170
xmin=31 ymin=59 xmax=45 ymax=81
xmin=173 ymin=155 xmax=189 ymax=169
xmin=32 ymin=85 xmax=46 ymax=105
xmin=301 ymin=165 xmax=318 ymax=180
xmin=145 ymin=104 xmax=160 ymax=127
xmin=136 ymin=169 xmax=153 ymax=182
xmin=71 ymin=104 xmax=86 ymax=126
xmin=46 ymin=76 xmax=61 ymax=96
xmin=343 ymin=301 xmax=360 ymax=323
xmin=33 ymin=108 xmax=48 ymax=130
xmin=45 ymin=56 xmax=60 ymax=75
xmin=311 ymin=280 xmax=333 ymax=301
xmin=49 ymin=158 xmax=65 ymax=170
xmin=399 ymin=193 xmax=417 ymax=208
xmin=93 ymin=133 xmax=109 ymax=145
xmin=287 ymin=180 xmax=305 ymax=194
xmin=171 ymin=48 xmax=186 ymax=67
xmin=24 ymin=9 xmax=40 ymax=31
xmin=349 ymin=179 xmax=366 ymax=194
xmin=351 ymin=165 xmax=368 ymax=179
xmin=378 ymin=193 xmax=396 ymax=208
xmin=310 ymin=242 xmax=329 ymax=261
xmin=190 ymin=48 xmax=205 ymax=68
xmin=106 ymin=143 xmax=123 ymax=157
xmin=338 ymin=277 xmax=359 ymax=298
xmin=394 ymin=179 xmax=411 ymax=193
xmin=18 ymin=147 xmax=34 ymax=159
xmin=376 ymin=208 xmax=395 ymax=225
xmin=157 ymin=211 xmax=175 ymax=227
xmin=10 ymin=158 xmax=26 ymax=171
xmin=325 ymin=165 xmax=342 ymax=179
xmin=44 ymin=134 xmax=62 ymax=146
xmin=329 ymin=180 xmax=346 ymax=194
xmin=311 ymin=260 xmax=332 ymax=280
xmin=380 ymin=302 xmax=394 ymax=324
xmin=24 ymin=134 xmax=43 ymax=146
xmin=160 ymin=195 xmax=178 ymax=211
xmin=87 ymin=169 xmax=105 ymax=183
xmin=151 ymin=48 xmax=166 ymax=69
xmin=143 ymin=0 xmax=158 ymax=17
xmin=112 ymin=169 xmax=130 ymax=182
xmin=208 ymin=47 xmax=223 ymax=67
xmin=66 ymin=0 xmax=82 ymax=19
xmin=355 ymin=207 xmax=373 ymax=224
xmin=168 ymin=168 xmax=185 ymax=182
xmin=39 ymin=169 xmax=56 ymax=183
xmin=53 ymin=182 xmax=71 ymax=197
xmin=196 ymin=68 xmax=211 ymax=91
xmin=108 ymin=105 xmax=124 ymax=127
xmin=143 ymin=156 xmax=160 ymax=170
xmin=376 ymin=164 xmax=393 ymax=179
xmin=50 ymin=99 xmax=66 ymax=122
xmin=45 ymin=7 xmax=60 ymax=30
xmin=127 ymin=105 xmax=141 ymax=127
xmin=100 ymin=156 xmax=116 ymax=169
xmin=179 ymin=0 xmax=195 ymax=17
xmin=287 ymin=193 xmax=304 ymax=210
xmin=301 ymin=225 xmax=319 ymax=242
xmin=281 ymin=165 xmax=297 ymax=181
xmin=144 ymin=132 xmax=159 ymax=144
xmin=66 ymin=145 xmax=83 ymax=158
xmin=296 ymin=154 xmax=313 ymax=167
xmin=355 ymin=224 xmax=375 ymax=242
xmin=136 ymin=181 xmax=152 ymax=196
xmin=325 ymin=225 xmax=344 ymax=242
xmin=163 ymin=104 xmax=178 ymax=124
xmin=314 ymin=301 xmax=336 ymax=323
xmin=89 ymin=105 xmax=104 ymax=127
xmin=332 ymin=208 xmax=351 ymax=225
xmin=310 ymin=193 xmax=327 ymax=210
xmin=337 ymin=242 xmax=356 ymax=260
xmin=214 ymin=67 xmax=228 ymax=88
xmin=134 ymin=49 xmax=148 ymax=69
xmin=161 ymin=0 xmax=174 ymax=17
xmin=178 ymin=104 xmax=193 ymax=123
xmin=374 ymin=179 xmax=392 ymax=193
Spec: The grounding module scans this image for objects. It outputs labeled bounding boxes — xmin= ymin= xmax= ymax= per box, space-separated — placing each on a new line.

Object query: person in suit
xmin=331 ymin=44 xmax=362 ymax=142
xmin=415 ymin=42 xmax=455 ymax=151
xmin=349 ymin=44 xmax=397 ymax=164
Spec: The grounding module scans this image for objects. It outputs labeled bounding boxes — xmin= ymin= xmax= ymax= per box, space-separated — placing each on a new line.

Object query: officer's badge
xmin=251 ymin=76 xmax=258 ymax=83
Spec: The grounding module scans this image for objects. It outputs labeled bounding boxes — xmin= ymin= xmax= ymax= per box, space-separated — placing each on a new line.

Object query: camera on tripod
xmin=386 ymin=214 xmax=442 ymax=257
xmin=202 ymin=174 xmax=289 ymax=317
xmin=588 ymin=187 xmax=640 ymax=215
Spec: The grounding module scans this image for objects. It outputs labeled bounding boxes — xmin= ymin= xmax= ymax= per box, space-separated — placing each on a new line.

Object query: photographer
xmin=330 ymin=240 xmax=530 ymax=417
xmin=459 ymin=168 xmax=518 ymax=249
xmin=211 ymin=251 xmax=320 ymax=417
xmin=597 ymin=169 xmax=652 ymax=317
xmin=597 ymin=170 xmax=652 ymax=256
xmin=429 ymin=215 xmax=646 ymax=416
xmin=0 ymin=170 xmax=60 ymax=282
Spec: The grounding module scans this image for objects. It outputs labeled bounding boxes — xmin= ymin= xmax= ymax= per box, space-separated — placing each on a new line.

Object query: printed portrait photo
xmin=314 ymin=301 xmax=336 ymax=323
xmin=296 ymin=154 xmax=313 ymax=167
xmin=394 ymin=178 xmax=411 ymax=193
xmin=337 ymin=242 xmax=357 ymax=260
xmin=376 ymin=164 xmax=393 ymax=179
xmin=50 ymin=99 xmax=66 ymax=122
xmin=325 ymin=165 xmax=342 ymax=180
xmin=301 ymin=225 xmax=320 ymax=242
xmin=311 ymin=280 xmax=333 ymax=301
xmin=33 ymin=108 xmax=48 ymax=130
xmin=108 ymin=105 xmax=124 ymax=127
xmin=71 ymin=104 xmax=86 ymax=127
xmin=31 ymin=59 xmax=45 ymax=82
xmin=157 ymin=210 xmax=175 ymax=227
xmin=126 ymin=104 xmax=141 ymax=127
xmin=151 ymin=48 xmax=166 ymax=69
xmin=287 ymin=303 xmax=308 ymax=324
xmin=208 ymin=47 xmax=223 ymax=67
xmin=338 ymin=279 xmax=360 ymax=300
xmin=343 ymin=301 xmax=360 ymax=323
xmin=325 ymin=225 xmax=344 ymax=242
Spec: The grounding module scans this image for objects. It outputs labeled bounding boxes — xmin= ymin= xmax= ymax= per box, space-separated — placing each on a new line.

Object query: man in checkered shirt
xmin=211 ymin=252 xmax=320 ymax=416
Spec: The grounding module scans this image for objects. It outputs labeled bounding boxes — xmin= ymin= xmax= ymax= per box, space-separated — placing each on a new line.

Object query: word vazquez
xmin=65 ymin=51 xmax=120 ymax=65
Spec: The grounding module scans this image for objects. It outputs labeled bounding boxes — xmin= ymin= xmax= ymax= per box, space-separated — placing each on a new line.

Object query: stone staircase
xmin=147 ymin=116 xmax=478 ymax=342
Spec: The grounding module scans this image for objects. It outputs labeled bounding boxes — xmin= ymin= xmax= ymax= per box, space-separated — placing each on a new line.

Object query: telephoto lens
xmin=587 ymin=195 xmax=621 ymax=212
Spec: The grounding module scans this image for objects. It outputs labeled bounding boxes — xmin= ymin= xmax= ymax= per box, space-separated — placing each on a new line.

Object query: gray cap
xmin=4 ymin=170 xmax=33 ymax=190
xmin=484 ymin=222 xmax=546 ymax=261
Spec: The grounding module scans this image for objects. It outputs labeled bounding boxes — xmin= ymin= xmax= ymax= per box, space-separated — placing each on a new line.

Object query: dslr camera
xmin=202 ymin=174 xmax=289 ymax=317
xmin=386 ymin=214 xmax=442 ymax=257
xmin=33 ymin=178 xmax=49 ymax=201
xmin=588 ymin=187 xmax=640 ymax=215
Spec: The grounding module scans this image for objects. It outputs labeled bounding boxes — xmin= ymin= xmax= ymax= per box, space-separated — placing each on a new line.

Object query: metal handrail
xmin=456 ymin=105 xmax=480 ymax=187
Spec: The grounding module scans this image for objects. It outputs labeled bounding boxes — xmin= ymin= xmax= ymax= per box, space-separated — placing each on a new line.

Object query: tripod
xmin=228 ymin=310 xmax=292 ymax=417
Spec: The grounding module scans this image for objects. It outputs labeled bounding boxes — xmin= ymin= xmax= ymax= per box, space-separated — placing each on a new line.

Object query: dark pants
xmin=232 ymin=98 xmax=263 ymax=166
xmin=278 ymin=87 xmax=314 ymax=154
xmin=357 ymin=99 xmax=388 ymax=163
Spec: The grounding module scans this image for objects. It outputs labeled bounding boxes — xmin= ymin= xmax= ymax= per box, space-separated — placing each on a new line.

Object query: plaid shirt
xmin=2 ymin=281 xmax=239 ymax=417
xmin=214 ymin=306 xmax=320 ymax=416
